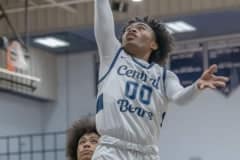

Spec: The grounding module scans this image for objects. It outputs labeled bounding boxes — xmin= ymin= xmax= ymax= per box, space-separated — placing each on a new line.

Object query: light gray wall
xmin=30 ymin=47 xmax=57 ymax=100
xmin=160 ymin=89 xmax=240 ymax=160
xmin=42 ymin=51 xmax=97 ymax=132
xmin=0 ymin=92 xmax=45 ymax=136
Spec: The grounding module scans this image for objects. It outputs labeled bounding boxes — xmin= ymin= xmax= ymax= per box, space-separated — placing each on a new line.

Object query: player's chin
xmin=123 ymin=40 xmax=139 ymax=48
xmin=79 ymin=155 xmax=92 ymax=160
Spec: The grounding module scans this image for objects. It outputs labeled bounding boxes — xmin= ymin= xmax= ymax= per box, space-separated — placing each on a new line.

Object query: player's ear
xmin=151 ymin=41 xmax=158 ymax=50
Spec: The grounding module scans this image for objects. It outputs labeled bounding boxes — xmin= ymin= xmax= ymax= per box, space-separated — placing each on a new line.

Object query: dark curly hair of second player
xmin=66 ymin=117 xmax=100 ymax=160
xmin=121 ymin=16 xmax=174 ymax=65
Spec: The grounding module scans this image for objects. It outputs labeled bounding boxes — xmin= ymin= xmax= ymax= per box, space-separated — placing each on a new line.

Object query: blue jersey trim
xmin=163 ymin=66 xmax=167 ymax=95
xmin=131 ymin=56 xmax=155 ymax=69
xmin=98 ymin=48 xmax=123 ymax=84
xmin=96 ymin=94 xmax=104 ymax=113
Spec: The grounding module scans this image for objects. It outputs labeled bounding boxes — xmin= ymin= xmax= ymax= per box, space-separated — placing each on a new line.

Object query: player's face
xmin=77 ymin=133 xmax=99 ymax=160
xmin=122 ymin=22 xmax=158 ymax=55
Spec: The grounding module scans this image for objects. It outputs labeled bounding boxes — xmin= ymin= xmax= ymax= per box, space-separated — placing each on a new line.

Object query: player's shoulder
xmin=153 ymin=65 xmax=177 ymax=79
xmin=152 ymin=63 xmax=166 ymax=74
xmin=165 ymin=69 xmax=179 ymax=81
xmin=166 ymin=69 xmax=175 ymax=75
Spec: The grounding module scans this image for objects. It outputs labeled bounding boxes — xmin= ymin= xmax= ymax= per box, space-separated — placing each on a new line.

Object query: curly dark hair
xmin=121 ymin=16 xmax=174 ymax=65
xmin=66 ymin=116 xmax=99 ymax=160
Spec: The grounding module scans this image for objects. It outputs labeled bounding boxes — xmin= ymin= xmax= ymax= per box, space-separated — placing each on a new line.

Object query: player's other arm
xmin=166 ymin=64 xmax=229 ymax=106
xmin=94 ymin=0 xmax=120 ymax=62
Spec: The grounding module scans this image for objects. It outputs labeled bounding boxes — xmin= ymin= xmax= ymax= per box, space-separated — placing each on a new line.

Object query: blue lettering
xmin=126 ymin=69 xmax=134 ymax=77
xmin=117 ymin=99 xmax=153 ymax=120
xmin=117 ymin=65 xmax=148 ymax=83
xmin=117 ymin=99 xmax=129 ymax=112
xmin=135 ymin=107 xmax=145 ymax=118
xmin=128 ymin=105 xmax=136 ymax=113
xmin=151 ymin=76 xmax=160 ymax=89
xmin=117 ymin=65 xmax=128 ymax=75
xmin=147 ymin=112 xmax=154 ymax=120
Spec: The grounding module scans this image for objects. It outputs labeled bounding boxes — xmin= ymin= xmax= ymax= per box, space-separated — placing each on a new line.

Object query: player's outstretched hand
xmin=196 ymin=64 xmax=229 ymax=90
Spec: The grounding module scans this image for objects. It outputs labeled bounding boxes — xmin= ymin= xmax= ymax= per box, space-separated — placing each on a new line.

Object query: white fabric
xmin=96 ymin=49 xmax=168 ymax=145
xmin=92 ymin=135 xmax=160 ymax=160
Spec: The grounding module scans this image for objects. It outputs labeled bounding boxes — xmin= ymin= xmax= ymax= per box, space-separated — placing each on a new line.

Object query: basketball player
xmin=66 ymin=117 xmax=100 ymax=160
xmin=92 ymin=0 xmax=229 ymax=159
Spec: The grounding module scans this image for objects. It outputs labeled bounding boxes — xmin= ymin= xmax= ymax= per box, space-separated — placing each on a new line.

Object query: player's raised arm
xmin=165 ymin=64 xmax=229 ymax=106
xmin=94 ymin=0 xmax=121 ymax=60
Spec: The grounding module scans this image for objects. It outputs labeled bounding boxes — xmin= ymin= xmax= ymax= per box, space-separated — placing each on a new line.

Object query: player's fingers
xmin=202 ymin=82 xmax=216 ymax=89
xmin=206 ymin=64 xmax=218 ymax=75
xmin=213 ymin=81 xmax=226 ymax=88
xmin=199 ymin=83 xmax=205 ymax=90
xmin=199 ymin=82 xmax=216 ymax=89
xmin=209 ymin=83 xmax=216 ymax=89
xmin=212 ymin=75 xmax=229 ymax=82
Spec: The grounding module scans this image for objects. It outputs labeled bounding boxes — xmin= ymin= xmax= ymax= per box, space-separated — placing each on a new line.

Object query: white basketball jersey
xmin=96 ymin=48 xmax=168 ymax=145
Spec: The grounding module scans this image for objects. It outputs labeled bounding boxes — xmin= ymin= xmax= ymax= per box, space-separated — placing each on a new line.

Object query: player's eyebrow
xmin=125 ymin=23 xmax=153 ymax=32
xmin=135 ymin=23 xmax=148 ymax=28
xmin=136 ymin=23 xmax=152 ymax=29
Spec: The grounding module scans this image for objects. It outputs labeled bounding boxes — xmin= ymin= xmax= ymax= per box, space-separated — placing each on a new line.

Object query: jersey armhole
xmin=98 ymin=47 xmax=123 ymax=84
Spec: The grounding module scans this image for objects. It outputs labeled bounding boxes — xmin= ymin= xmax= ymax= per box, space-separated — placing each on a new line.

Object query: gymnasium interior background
xmin=0 ymin=0 xmax=240 ymax=160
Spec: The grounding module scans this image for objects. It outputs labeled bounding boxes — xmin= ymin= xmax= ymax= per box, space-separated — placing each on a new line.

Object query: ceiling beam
xmin=24 ymin=0 xmax=38 ymax=6
xmin=2 ymin=0 xmax=93 ymax=14
xmin=43 ymin=0 xmax=77 ymax=13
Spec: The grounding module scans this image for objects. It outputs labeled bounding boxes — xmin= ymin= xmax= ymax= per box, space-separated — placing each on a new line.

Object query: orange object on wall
xmin=6 ymin=43 xmax=16 ymax=72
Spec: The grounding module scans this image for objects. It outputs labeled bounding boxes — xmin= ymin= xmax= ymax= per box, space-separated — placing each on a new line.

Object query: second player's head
xmin=66 ymin=117 xmax=100 ymax=160
xmin=121 ymin=17 xmax=174 ymax=65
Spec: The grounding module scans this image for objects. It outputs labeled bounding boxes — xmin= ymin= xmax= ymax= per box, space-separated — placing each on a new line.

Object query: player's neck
xmin=124 ymin=47 xmax=151 ymax=63
xmin=134 ymin=53 xmax=150 ymax=63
